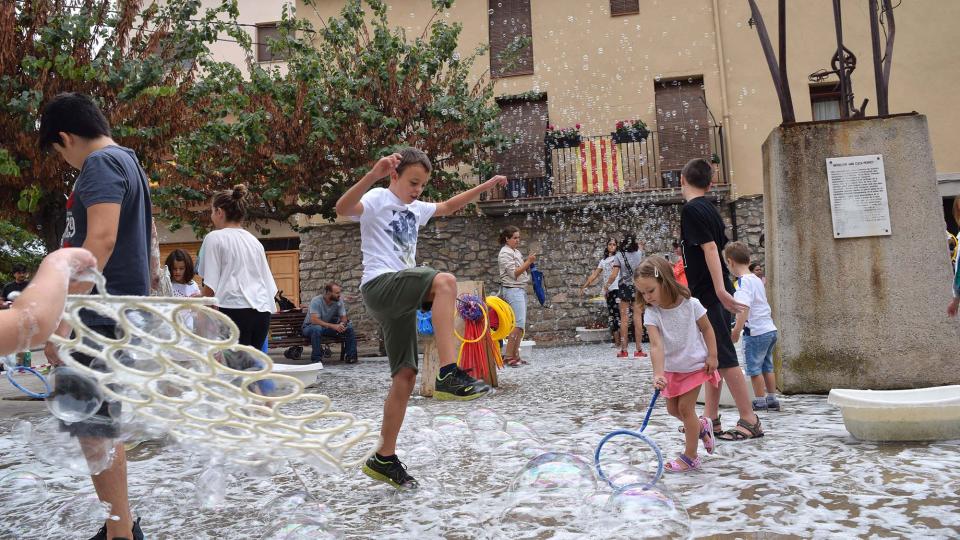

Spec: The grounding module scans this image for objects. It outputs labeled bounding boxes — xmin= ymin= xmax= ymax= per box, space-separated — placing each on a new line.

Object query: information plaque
xmin=825 ymin=154 xmax=891 ymax=239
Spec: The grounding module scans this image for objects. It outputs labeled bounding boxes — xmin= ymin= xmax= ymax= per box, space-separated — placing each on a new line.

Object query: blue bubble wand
xmin=594 ymin=388 xmax=664 ymax=490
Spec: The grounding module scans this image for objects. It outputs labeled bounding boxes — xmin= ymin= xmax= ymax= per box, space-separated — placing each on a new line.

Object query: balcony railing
xmin=483 ymin=125 xmax=727 ymax=201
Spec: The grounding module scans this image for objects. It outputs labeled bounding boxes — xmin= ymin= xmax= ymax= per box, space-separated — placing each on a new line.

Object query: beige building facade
xmin=299 ymin=0 xmax=960 ymax=202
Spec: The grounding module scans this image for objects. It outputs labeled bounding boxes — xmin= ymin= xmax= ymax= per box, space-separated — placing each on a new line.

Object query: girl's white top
xmin=172 ymin=280 xmax=201 ymax=298
xmin=643 ymin=297 xmax=709 ymax=373
xmin=197 ymin=228 xmax=278 ymax=313
xmin=598 ymin=255 xmax=619 ymax=292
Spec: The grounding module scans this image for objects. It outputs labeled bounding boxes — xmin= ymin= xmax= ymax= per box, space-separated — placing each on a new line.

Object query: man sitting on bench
xmin=302 ymin=282 xmax=358 ymax=364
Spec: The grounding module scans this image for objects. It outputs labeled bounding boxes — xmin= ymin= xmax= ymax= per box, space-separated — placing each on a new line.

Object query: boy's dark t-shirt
xmin=62 ymin=145 xmax=152 ymax=324
xmin=680 ymin=196 xmax=734 ymax=307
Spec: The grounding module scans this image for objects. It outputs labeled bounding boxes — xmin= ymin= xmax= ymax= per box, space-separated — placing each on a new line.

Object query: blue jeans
xmin=743 ymin=329 xmax=778 ymax=376
xmin=303 ymin=324 xmax=357 ymax=361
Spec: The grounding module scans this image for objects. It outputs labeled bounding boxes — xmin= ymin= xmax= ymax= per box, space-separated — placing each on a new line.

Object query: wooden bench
xmin=269 ymin=309 xmax=364 ymax=362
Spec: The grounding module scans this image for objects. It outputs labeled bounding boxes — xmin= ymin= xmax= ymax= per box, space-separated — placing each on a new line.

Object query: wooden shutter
xmin=654 ymin=78 xmax=711 ymax=173
xmin=494 ymin=97 xmax=548 ymax=180
xmin=610 ymin=0 xmax=640 ymax=16
xmin=488 ymin=0 xmax=534 ymax=78
xmin=256 ymin=24 xmax=284 ymax=62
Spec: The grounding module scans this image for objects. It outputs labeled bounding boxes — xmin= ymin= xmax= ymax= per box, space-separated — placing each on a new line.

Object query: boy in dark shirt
xmin=39 ymin=92 xmax=148 ymax=540
xmin=679 ymin=158 xmax=764 ymax=441
xmin=2 ymin=263 xmax=30 ymax=302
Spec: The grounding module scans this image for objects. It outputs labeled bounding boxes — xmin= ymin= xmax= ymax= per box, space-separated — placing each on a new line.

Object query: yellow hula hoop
xmin=453 ymin=302 xmax=489 ymax=344
xmin=486 ymin=296 xmax=516 ymax=341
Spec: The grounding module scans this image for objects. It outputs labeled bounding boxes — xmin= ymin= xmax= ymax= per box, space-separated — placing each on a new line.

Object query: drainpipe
xmin=711 ymin=0 xmax=735 ymax=196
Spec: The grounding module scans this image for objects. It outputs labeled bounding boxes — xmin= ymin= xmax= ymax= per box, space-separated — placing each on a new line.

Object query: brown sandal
xmin=717 ymin=416 xmax=764 ymax=441
xmin=505 ymin=357 xmax=521 ymax=368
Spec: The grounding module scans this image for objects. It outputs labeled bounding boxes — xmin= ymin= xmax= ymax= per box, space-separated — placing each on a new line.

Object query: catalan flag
xmin=575 ymin=137 xmax=625 ymax=194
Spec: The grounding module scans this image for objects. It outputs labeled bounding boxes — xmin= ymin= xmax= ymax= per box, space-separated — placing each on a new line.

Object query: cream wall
xmin=201 ymin=0 xmax=289 ymax=77
xmin=298 ymin=0 xmax=960 ymax=198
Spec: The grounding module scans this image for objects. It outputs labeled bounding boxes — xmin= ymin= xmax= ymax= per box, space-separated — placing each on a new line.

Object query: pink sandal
xmin=699 ymin=417 xmax=715 ymax=455
xmin=664 ymin=453 xmax=701 ymax=473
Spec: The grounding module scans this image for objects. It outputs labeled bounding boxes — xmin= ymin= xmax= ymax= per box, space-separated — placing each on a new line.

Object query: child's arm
xmin=433 ymin=175 xmax=508 ymax=217
xmin=731 ymin=307 xmax=749 ymax=343
xmin=700 ymin=241 xmax=747 ymax=313
xmin=695 ymin=314 xmax=718 ymax=374
xmin=0 ymin=248 xmax=97 ymax=356
xmin=335 ymin=153 xmax=403 ymax=218
xmin=647 ymin=324 xmax=667 ymax=389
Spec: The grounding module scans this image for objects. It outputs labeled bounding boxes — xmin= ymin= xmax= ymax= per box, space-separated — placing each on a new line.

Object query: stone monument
xmin=763 ymin=113 xmax=960 ymax=393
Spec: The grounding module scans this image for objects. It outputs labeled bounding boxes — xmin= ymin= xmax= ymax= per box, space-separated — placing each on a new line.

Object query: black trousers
xmin=219 ymin=307 xmax=272 ymax=349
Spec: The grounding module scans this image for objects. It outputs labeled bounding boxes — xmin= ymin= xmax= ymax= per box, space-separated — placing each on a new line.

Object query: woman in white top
xmin=580 ymin=237 xmax=621 ymax=345
xmin=498 ymin=226 xmax=535 ymax=367
xmin=605 ymin=233 xmax=647 ymax=358
xmin=198 ymin=184 xmax=278 ymax=349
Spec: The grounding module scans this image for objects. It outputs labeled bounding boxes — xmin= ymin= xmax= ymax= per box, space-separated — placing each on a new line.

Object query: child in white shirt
xmin=724 ymin=242 xmax=781 ymax=411
xmin=638 ymin=255 xmax=721 ymax=472
xmin=335 ymin=148 xmax=506 ymax=488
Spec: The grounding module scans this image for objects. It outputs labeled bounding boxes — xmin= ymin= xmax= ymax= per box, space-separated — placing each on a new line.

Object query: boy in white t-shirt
xmin=335 ymin=147 xmax=507 ymax=488
xmin=724 ymin=241 xmax=781 ymax=412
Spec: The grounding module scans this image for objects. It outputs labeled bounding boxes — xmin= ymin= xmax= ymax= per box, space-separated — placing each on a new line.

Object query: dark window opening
xmin=810 ymin=84 xmax=841 ymax=121
xmin=610 ymin=0 xmax=640 ymax=16
xmin=488 ymin=0 xmax=534 ymax=78
xmin=256 ymin=23 xmax=286 ymax=62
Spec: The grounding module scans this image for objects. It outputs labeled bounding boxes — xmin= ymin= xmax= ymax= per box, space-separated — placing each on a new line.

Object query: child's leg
xmin=751 ymin=374 xmax=766 ymax=398
xmin=378 ymin=367 xmax=417 ymax=456
xmin=763 ymin=372 xmax=777 ymax=393
xmin=665 ymin=396 xmax=680 ymax=419
xmin=632 ymin=303 xmax=645 ymax=351
xmin=423 ymin=272 xmax=458 ymax=367
xmin=618 ymin=300 xmax=630 ymax=351
xmin=677 ymin=387 xmax=701 ymax=459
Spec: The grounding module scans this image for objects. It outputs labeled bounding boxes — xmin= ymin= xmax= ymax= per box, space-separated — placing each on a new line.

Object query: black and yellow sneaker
xmin=434 ymin=366 xmax=490 ymax=401
xmin=362 ymin=454 xmax=419 ymax=489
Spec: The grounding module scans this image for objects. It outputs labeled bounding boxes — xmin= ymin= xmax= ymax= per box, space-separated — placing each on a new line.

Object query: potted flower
xmin=545 ymin=124 xmax=582 ymax=149
xmin=611 ymin=119 xmax=649 ymax=144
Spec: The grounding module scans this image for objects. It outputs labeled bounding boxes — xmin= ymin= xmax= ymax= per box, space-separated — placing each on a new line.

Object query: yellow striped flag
xmin=576 ymin=137 xmax=625 ymax=194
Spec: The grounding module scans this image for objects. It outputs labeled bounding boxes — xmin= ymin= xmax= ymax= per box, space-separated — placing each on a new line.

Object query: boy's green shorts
xmin=361 ymin=266 xmax=439 ymax=376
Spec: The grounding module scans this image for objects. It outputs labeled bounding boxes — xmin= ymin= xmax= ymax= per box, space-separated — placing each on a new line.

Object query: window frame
xmin=256 ymin=22 xmax=286 ymax=63
xmin=610 ymin=0 xmax=640 ymax=17
xmin=488 ymin=0 xmax=535 ymax=79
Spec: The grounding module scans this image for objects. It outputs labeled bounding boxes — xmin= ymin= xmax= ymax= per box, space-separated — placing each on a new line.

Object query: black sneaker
xmin=362 ymin=454 xmax=418 ymax=489
xmin=434 ymin=366 xmax=489 ymax=401
xmin=88 ymin=517 xmax=143 ymax=540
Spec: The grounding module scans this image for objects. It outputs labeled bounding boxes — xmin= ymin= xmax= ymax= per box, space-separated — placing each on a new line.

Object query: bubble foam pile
xmin=49 ymin=273 xmax=379 ymax=472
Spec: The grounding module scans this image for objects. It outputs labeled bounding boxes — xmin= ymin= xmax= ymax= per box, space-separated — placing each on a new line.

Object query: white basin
xmin=575 ymin=327 xmax=610 ymax=342
xmin=827 ymin=385 xmax=960 ymax=441
xmin=271 ymin=362 xmax=323 ymax=387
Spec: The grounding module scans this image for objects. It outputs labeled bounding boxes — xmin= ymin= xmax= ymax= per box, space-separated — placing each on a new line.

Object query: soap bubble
xmin=465 ymin=407 xmax=505 ymax=432
xmin=594 ymin=431 xmax=662 ymax=489
xmin=396 ymin=441 xmax=442 ymax=469
xmin=11 ymin=419 xmax=32 ymax=444
xmin=46 ymin=366 xmax=105 ymax=423
xmin=431 ymin=415 xmax=471 ymax=442
xmin=404 ymin=405 xmax=430 ymax=427
xmin=196 ymin=465 xmax=229 ymax=508
xmin=509 ymin=452 xmax=597 ymax=495
xmin=261 ymin=518 xmax=345 ymax=540
xmin=260 ymin=490 xmax=337 ymax=522
xmin=595 ymin=483 xmax=692 ymax=538
xmin=0 ymin=471 xmax=48 ymax=508
xmin=475 ymin=430 xmax=512 ymax=454
xmin=54 ymin=493 xmax=112 ymax=529
xmin=29 ymin=417 xmax=117 ymax=476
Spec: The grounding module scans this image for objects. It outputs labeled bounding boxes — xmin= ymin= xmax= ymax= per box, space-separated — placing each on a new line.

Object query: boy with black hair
xmin=3 ymin=263 xmax=31 ymax=302
xmin=679 ymin=158 xmax=763 ymax=441
xmin=39 ymin=92 xmax=150 ymax=540
xmin=336 ymin=147 xmax=506 ymax=488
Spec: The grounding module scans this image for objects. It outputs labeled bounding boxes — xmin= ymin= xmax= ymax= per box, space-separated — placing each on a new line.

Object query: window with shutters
xmin=654 ymin=77 xmax=710 ymax=185
xmin=256 ymin=23 xmax=286 ymax=63
xmin=610 ymin=0 xmax=640 ymax=16
xmin=488 ymin=0 xmax=534 ymax=78
xmin=810 ymin=84 xmax=841 ymax=121
xmin=494 ymin=96 xmax=549 ymax=180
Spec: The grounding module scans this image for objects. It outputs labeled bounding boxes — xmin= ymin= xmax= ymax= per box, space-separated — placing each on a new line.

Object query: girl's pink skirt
xmin=663 ymin=369 xmax=721 ymax=398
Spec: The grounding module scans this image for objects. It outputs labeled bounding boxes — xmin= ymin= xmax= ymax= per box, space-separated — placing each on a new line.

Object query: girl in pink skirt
xmin=636 ymin=256 xmax=721 ymax=472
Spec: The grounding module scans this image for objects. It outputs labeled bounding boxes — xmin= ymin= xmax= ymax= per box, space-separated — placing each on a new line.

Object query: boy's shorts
xmin=703 ymin=301 xmax=739 ymax=370
xmin=362 ymin=267 xmax=439 ymax=376
xmin=743 ymin=329 xmax=778 ymax=376
xmin=58 ymin=324 xmax=122 ymax=439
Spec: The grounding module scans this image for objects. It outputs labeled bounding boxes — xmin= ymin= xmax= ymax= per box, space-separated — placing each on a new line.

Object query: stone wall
xmin=300 ymin=193 xmax=758 ymax=347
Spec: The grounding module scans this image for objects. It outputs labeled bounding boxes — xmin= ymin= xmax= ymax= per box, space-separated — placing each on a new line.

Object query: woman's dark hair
xmin=601 ymin=237 xmax=618 ymax=260
xmin=499 ymin=226 xmax=520 ymax=246
xmin=620 ymin=233 xmax=639 ymax=253
xmin=164 ymin=249 xmax=195 ymax=283
xmin=211 ymin=184 xmax=249 ymax=223
xmin=395 ymin=147 xmax=433 ymax=177
xmin=38 ymin=92 xmax=112 ymax=152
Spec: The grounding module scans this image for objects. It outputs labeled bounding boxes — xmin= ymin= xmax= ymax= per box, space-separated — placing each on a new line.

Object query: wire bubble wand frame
xmin=49 ymin=271 xmax=380 ymax=472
